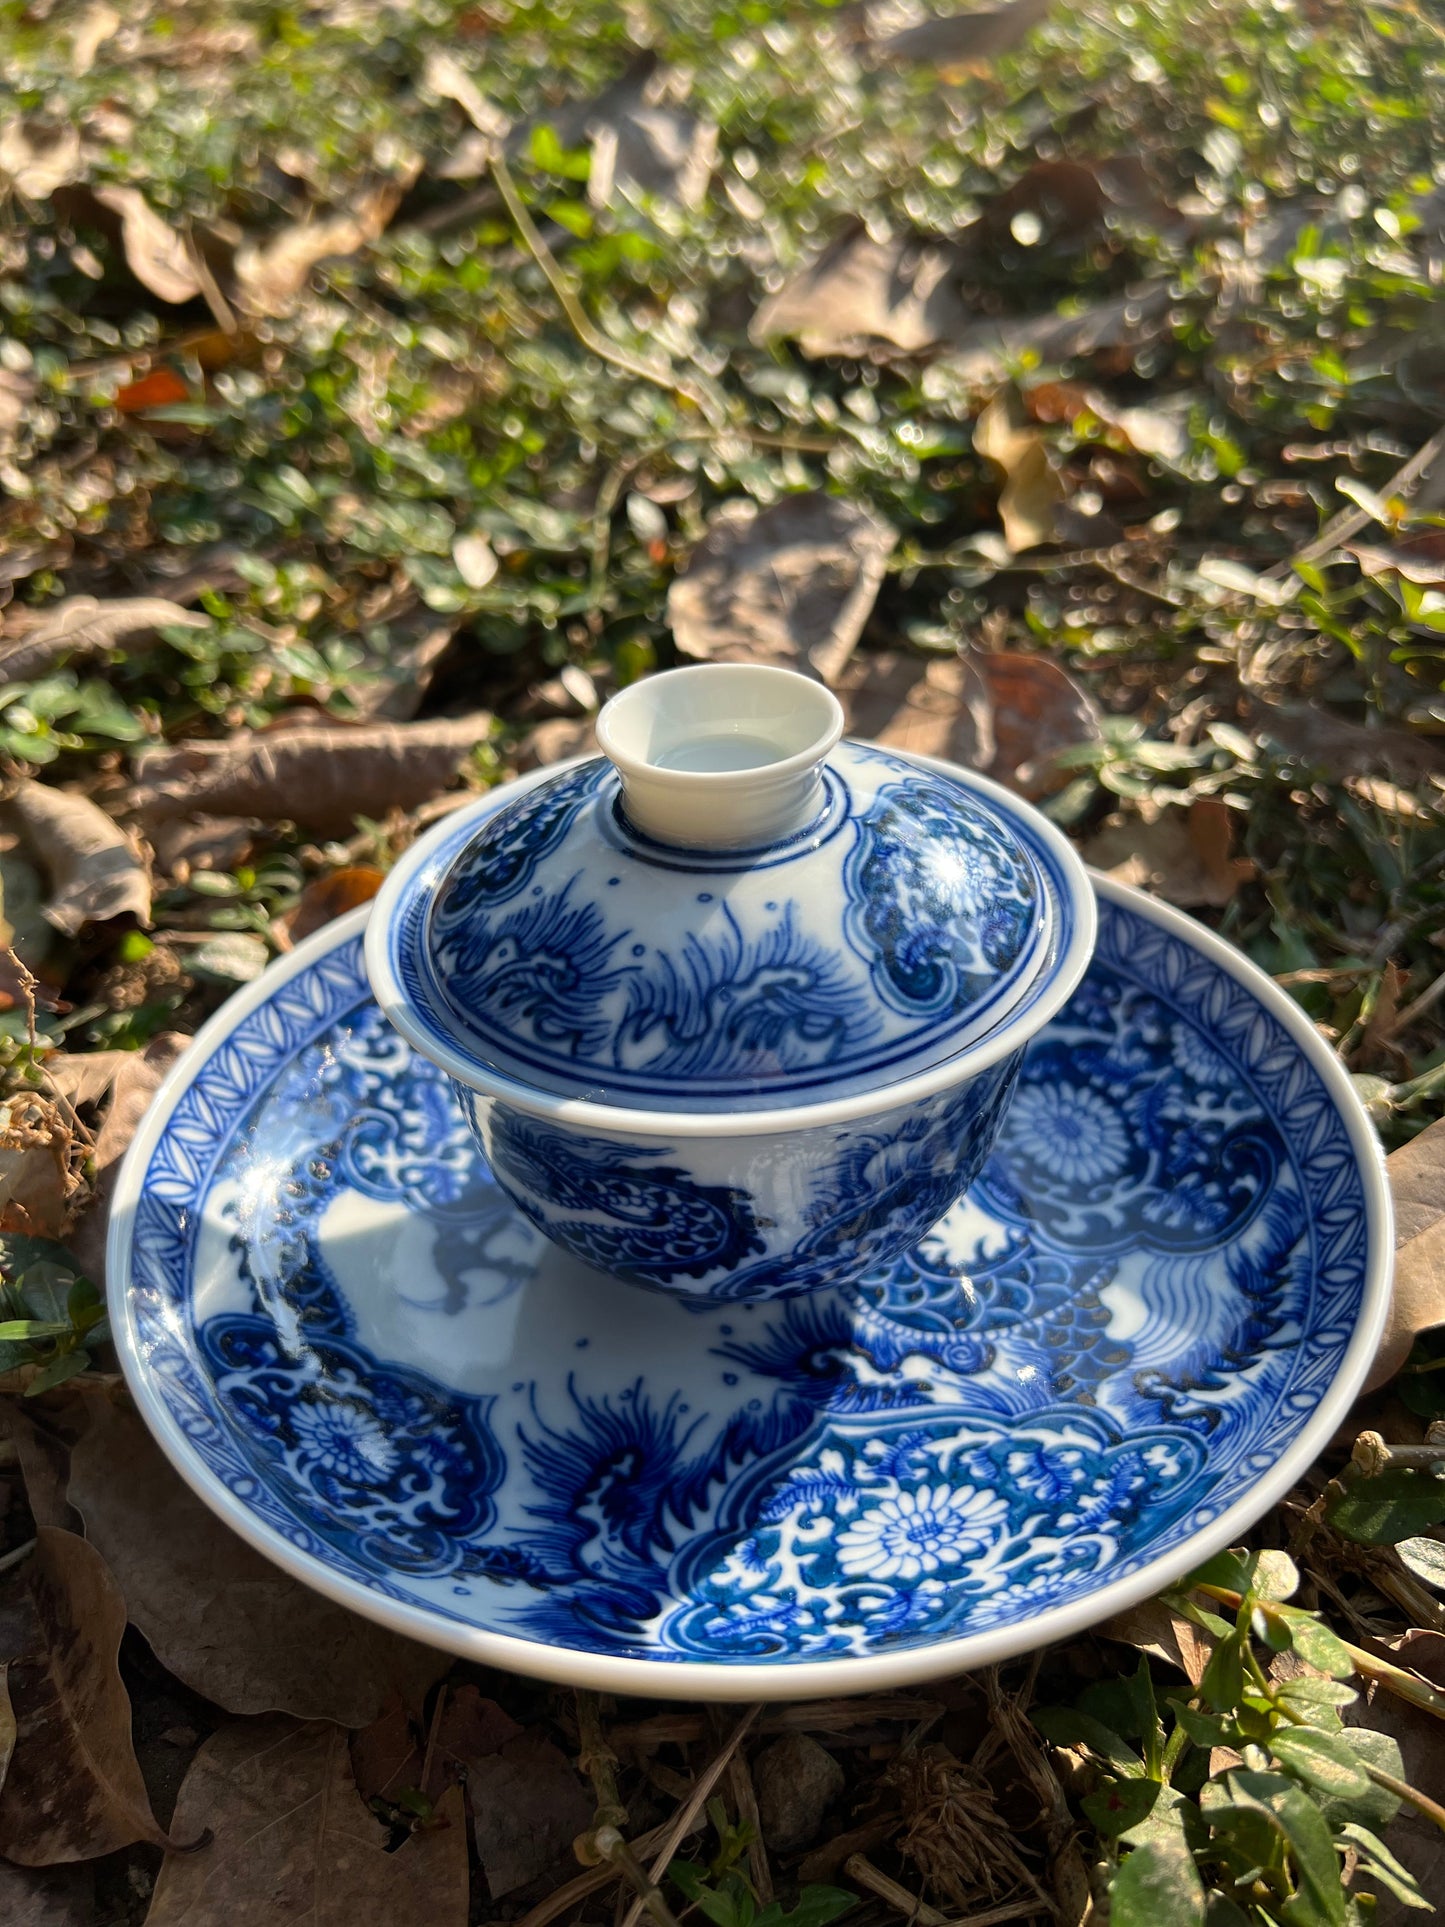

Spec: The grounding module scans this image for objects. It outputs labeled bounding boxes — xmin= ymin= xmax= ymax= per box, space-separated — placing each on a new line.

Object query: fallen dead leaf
xmin=979 ymin=651 xmax=1104 ymax=798
xmin=514 ymin=715 xmax=598 ymax=770
xmin=128 ymin=711 xmax=491 ymax=836
xmin=1344 ymin=1633 xmax=1445 ymax=1923
xmin=40 ymin=1050 xmax=134 ymax=1111
xmin=278 ymin=866 xmax=385 ymax=949
xmin=147 ymin=815 xmax=258 ymax=879
xmin=68 ymin=1394 xmax=448 ymax=1723
xmin=2 ymin=1400 xmax=78 ymax=1532
xmin=750 ymin=224 xmax=968 ymax=357
xmin=668 ymin=493 xmax=897 ymax=682
xmin=0 ymin=1860 xmax=93 ymax=1925
xmin=836 ymin=651 xmax=994 ymax=770
xmin=6 ymin=781 xmax=150 ymax=936
xmin=0 ymin=1095 xmax=74 ymax=1238
xmin=869 ymin=0 xmax=1053 ymax=73
xmin=113 ymin=367 xmax=192 ymax=414
xmin=1097 ymin=1597 xmax=1212 ymax=1685
xmin=0 ymin=1526 xmax=174 ymax=1864
xmin=1247 ymin=699 xmax=1443 ymax=784
xmin=934 ymin=282 xmax=1175 ymax=384
xmin=351 ymin=1685 xmax=522 ymax=1809
xmin=1084 ymin=798 xmax=1255 ymax=908
xmin=232 ymin=176 xmax=418 ymax=316
xmin=1363 ymin=1116 xmax=1445 ymax=1392
xmin=590 ymin=102 xmax=718 ymax=211
xmin=424 ymin=47 xmax=511 ymax=141
xmin=0 ymin=594 xmax=208 ymax=683
xmin=974 ymin=385 xmax=1067 ymax=552
xmin=0 ymin=118 xmax=84 ymax=199
xmin=70 ymin=3 xmax=119 ymax=75
xmin=65 ymin=1032 xmax=190 ymax=1287
xmin=146 ymin=1717 xmax=468 ymax=1926
xmin=1346 ymin=530 xmax=1445 ymax=585
xmin=93 ymin=186 xmax=202 ymax=305
xmin=467 ymin=1731 xmax=592 ymax=1897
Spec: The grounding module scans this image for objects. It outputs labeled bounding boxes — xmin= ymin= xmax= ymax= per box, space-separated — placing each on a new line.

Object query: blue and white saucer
xmin=109 ymin=880 xmax=1390 ymax=1699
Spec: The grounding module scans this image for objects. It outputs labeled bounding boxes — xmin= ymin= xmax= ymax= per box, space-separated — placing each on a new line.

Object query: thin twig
xmin=1381 ymin=962 xmax=1445 ymax=1041
xmin=490 ymin=150 xmax=728 ymax=429
xmin=717 ymin=1712 xmax=772 ymax=1906
xmin=419 ymin=1683 xmax=447 ymax=1803
xmin=619 ymin=1705 xmax=763 ymax=1927
xmin=576 ymin=1688 xmax=629 ymax=1842
xmin=844 ymin=1854 xmax=946 ymax=1926
xmin=0 ymin=1537 xmax=36 ymax=1574
xmin=515 ymin=1823 xmax=671 ymax=1927
xmin=1276 ymin=421 xmax=1445 ymax=572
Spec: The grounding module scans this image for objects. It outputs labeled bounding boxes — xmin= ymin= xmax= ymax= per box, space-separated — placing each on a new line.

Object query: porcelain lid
xmin=381 ymin=665 xmax=1066 ymax=1110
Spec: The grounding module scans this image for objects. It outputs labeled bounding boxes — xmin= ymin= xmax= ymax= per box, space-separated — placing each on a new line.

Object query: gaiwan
xmin=367 ymin=663 xmax=1096 ymax=1301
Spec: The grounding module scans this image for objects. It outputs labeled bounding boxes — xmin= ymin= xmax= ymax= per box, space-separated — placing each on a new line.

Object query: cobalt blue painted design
xmin=400 ymin=743 xmax=1053 ymax=1108
xmin=844 ymin=774 xmax=1039 ymax=1019
xmin=119 ymin=899 xmax=1375 ymax=1667
xmin=483 ymin=1108 xmax=765 ymax=1286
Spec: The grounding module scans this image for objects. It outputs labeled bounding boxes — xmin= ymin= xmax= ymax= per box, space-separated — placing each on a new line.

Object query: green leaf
xmin=1167 ymin=1701 xmax=1231 ymax=1749
xmin=1326 ymin=1466 xmax=1445 ymax=1545
xmin=1110 ymin=1833 xmax=1206 ymax=1927
xmin=1200 ymin=1630 xmax=1245 ymax=1711
xmin=1276 ymin=1678 xmax=1358 ymax=1717
xmin=1269 ymin=1727 xmax=1371 ymax=1799
xmin=755 ymin=1887 xmax=855 ymax=1927
xmin=1084 ymin=1779 xmax=1162 ymax=1838
xmin=1339 ymin=1823 xmax=1434 ymax=1910
xmin=1031 ymin=1706 xmax=1145 ymax=1775
xmin=0 ymin=1319 xmax=72 ymax=1341
xmin=1312 ymin=1729 xmax=1404 ymax=1831
xmin=24 ymin=1347 xmax=89 ymax=1396
xmin=1204 ymin=1771 xmax=1347 ymax=1927
xmin=1394 ymin=1535 xmax=1445 ymax=1591
xmin=1271 ymin=1606 xmax=1356 ymax=1678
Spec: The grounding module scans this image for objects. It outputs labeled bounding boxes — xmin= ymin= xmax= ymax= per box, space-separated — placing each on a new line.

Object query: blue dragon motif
xmin=432 ymin=759 xmax=606 ymax=920
xmin=483 ymin=1108 xmax=766 ymax=1286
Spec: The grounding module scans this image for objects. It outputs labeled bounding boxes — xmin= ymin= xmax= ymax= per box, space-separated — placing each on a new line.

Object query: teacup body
xmin=452 ymin=1051 xmax=1021 ymax=1301
xmin=368 ymin=664 xmax=1097 ymax=1302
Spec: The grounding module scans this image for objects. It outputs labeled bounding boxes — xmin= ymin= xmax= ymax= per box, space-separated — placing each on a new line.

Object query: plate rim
xmin=108 ymin=869 xmax=1392 ymax=1703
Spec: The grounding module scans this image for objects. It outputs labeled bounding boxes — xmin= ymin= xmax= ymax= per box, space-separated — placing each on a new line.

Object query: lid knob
xmin=595 ymin=663 xmax=845 ymax=851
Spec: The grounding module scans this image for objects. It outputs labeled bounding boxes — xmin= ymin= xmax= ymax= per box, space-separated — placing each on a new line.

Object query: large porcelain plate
xmin=109 ymin=871 xmax=1390 ymax=1699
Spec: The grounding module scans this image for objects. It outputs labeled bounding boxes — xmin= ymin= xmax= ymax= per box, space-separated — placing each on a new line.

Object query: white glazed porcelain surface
xmin=109 ymin=858 xmax=1390 ymax=1699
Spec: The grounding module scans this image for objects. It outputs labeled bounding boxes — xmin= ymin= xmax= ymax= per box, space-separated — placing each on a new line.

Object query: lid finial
xmin=595 ymin=664 xmax=845 ymax=851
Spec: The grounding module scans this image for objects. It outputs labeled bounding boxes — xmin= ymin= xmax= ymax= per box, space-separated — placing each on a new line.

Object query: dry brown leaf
xmin=0 ymin=1526 xmax=174 ymax=1864
xmin=232 ymin=177 xmax=417 ymax=317
xmin=974 ymin=386 xmax=1066 ymax=552
xmin=0 ymin=119 xmax=83 ymax=199
xmin=668 ymin=493 xmax=897 ymax=682
xmin=590 ymin=104 xmax=718 ymax=211
xmin=40 ymin=1050 xmax=134 ymax=1110
xmin=514 ymin=716 xmax=598 ymax=771
xmin=0 ymin=1860 xmax=93 ymax=1925
xmin=1097 ymin=1598 xmax=1212 ymax=1685
xmin=0 ymin=1096 xmax=73 ymax=1239
xmin=352 ymin=1685 xmax=522 ymax=1812
xmin=129 ymin=711 xmax=490 ymax=836
xmin=70 ymin=3 xmax=119 ymax=75
xmin=1247 ymin=699 xmax=1443 ymax=784
xmin=836 ymin=651 xmax=994 ymax=769
xmin=1345 ymin=530 xmax=1445 ymax=585
xmin=65 ymin=1032 xmax=191 ymax=1287
xmin=937 ymin=283 xmax=1174 ymax=384
xmin=7 ymin=780 xmax=150 ymax=936
xmin=146 ymin=1717 xmax=468 ymax=1926
xmin=978 ymin=651 xmax=1102 ymax=798
xmin=870 ymin=0 xmax=1053 ymax=72
xmin=93 ymin=186 xmax=201 ymax=305
xmin=750 ymin=225 xmax=968 ymax=357
xmin=1362 ymin=1116 xmax=1445 ymax=1392
xmin=467 ymin=1731 xmax=592 ymax=1897
xmin=424 ymin=47 xmax=511 ymax=140
xmin=278 ymin=866 xmax=384 ymax=949
xmin=1083 ymin=798 xmax=1254 ymax=908
xmin=0 ymin=595 xmax=208 ymax=684
xmin=67 ymin=1395 xmax=449 ymax=1723
xmin=147 ymin=815 xmax=259 ymax=879
xmin=1 ymin=1401 xmax=78 ymax=1531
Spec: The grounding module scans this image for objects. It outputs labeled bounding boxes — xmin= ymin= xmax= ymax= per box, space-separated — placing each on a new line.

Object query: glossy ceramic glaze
xmin=368 ymin=670 xmax=1096 ymax=1299
xmin=109 ymin=875 xmax=1391 ymax=1699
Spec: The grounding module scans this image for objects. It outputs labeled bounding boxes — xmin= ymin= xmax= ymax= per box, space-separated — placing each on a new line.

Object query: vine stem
xmin=490 ymin=150 xmax=729 ymax=430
